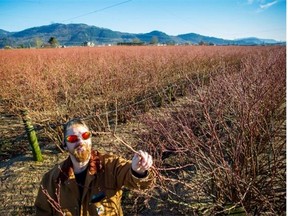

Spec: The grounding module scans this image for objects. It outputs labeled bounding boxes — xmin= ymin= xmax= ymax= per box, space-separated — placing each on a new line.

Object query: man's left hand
xmin=131 ymin=150 xmax=153 ymax=174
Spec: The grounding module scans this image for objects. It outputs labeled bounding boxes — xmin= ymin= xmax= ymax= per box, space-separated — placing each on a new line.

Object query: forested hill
xmin=0 ymin=23 xmax=284 ymax=48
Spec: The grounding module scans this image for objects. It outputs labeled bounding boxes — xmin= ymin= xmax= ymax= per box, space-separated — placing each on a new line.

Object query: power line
xmin=62 ymin=0 xmax=133 ymax=22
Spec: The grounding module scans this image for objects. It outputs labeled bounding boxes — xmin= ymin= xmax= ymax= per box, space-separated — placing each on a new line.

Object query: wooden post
xmin=21 ymin=110 xmax=43 ymax=162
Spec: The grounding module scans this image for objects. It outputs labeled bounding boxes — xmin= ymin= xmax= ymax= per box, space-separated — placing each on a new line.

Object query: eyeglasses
xmin=65 ymin=131 xmax=91 ymax=143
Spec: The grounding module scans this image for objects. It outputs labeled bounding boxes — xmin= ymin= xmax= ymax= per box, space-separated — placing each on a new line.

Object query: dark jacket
xmin=35 ymin=150 xmax=154 ymax=216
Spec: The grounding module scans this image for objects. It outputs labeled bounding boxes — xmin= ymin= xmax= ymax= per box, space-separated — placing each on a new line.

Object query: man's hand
xmin=132 ymin=150 xmax=153 ymax=175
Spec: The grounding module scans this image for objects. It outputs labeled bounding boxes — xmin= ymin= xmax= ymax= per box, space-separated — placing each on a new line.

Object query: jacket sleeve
xmin=34 ymin=172 xmax=54 ymax=216
xmin=105 ymin=154 xmax=155 ymax=190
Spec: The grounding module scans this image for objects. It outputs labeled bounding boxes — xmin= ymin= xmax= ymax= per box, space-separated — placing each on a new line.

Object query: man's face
xmin=65 ymin=124 xmax=92 ymax=163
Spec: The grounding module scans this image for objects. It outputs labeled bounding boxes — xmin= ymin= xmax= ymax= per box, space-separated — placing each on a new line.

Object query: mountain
xmin=0 ymin=29 xmax=12 ymax=37
xmin=177 ymin=33 xmax=232 ymax=45
xmin=233 ymin=37 xmax=279 ymax=45
xmin=136 ymin=30 xmax=176 ymax=44
xmin=0 ymin=23 xmax=284 ymax=48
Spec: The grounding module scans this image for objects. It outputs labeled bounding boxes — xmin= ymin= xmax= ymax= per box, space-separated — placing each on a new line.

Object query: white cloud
xmin=260 ymin=0 xmax=278 ymax=9
xmin=248 ymin=0 xmax=277 ymax=6
xmin=247 ymin=0 xmax=266 ymax=4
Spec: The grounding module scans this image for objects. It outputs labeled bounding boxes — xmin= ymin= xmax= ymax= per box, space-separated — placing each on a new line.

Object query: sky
xmin=0 ymin=0 xmax=286 ymax=41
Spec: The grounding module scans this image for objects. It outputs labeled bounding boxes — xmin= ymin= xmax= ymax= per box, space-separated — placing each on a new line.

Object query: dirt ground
xmin=0 ymin=147 xmax=66 ymax=215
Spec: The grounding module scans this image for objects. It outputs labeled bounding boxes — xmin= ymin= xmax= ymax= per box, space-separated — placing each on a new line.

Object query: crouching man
xmin=35 ymin=118 xmax=154 ymax=215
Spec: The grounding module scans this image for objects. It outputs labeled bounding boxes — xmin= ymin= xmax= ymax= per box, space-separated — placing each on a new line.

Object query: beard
xmin=72 ymin=144 xmax=91 ymax=162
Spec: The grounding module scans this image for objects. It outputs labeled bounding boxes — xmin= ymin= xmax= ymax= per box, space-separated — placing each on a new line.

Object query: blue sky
xmin=0 ymin=0 xmax=286 ymax=41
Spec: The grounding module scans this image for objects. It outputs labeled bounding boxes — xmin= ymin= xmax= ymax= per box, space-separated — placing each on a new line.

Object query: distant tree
xmin=167 ymin=40 xmax=176 ymax=45
xmin=150 ymin=36 xmax=158 ymax=44
xmin=199 ymin=41 xmax=205 ymax=46
xmin=4 ymin=45 xmax=12 ymax=49
xmin=132 ymin=38 xmax=141 ymax=43
xmin=48 ymin=37 xmax=59 ymax=47
xmin=34 ymin=37 xmax=43 ymax=48
xmin=17 ymin=44 xmax=25 ymax=49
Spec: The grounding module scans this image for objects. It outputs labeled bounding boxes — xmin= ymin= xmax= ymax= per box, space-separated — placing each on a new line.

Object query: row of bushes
xmin=127 ymin=46 xmax=286 ymax=215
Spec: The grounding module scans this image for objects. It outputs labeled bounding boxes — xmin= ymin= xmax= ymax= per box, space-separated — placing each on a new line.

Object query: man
xmin=35 ymin=118 xmax=154 ymax=216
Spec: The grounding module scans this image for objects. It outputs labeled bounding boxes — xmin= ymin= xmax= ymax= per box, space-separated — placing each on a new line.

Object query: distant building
xmin=83 ymin=41 xmax=95 ymax=47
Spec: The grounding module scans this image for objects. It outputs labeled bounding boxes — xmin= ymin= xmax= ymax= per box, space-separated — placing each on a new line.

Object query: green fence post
xmin=21 ymin=110 xmax=43 ymax=162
